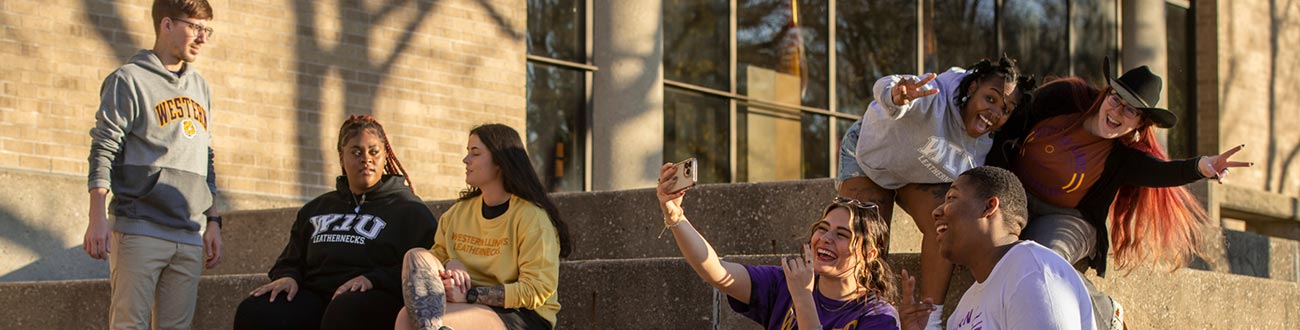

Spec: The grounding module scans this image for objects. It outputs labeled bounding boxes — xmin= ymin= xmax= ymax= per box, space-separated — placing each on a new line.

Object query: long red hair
xmin=1110 ymin=126 xmax=1211 ymax=272
xmin=1041 ymin=77 xmax=1212 ymax=272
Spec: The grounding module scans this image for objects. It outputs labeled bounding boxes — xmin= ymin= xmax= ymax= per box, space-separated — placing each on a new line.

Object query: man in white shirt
xmin=898 ymin=166 xmax=1096 ymax=330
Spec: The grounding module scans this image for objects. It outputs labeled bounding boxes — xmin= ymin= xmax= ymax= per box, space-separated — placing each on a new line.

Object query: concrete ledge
xmin=0 ymin=274 xmax=263 ymax=330
xmin=1221 ymin=184 xmax=1300 ymax=223
xmin=7 ymin=253 xmax=1297 ymax=329
xmin=174 ymin=179 xmax=1300 ymax=284
xmin=210 ymin=179 xmax=929 ymax=275
xmin=1091 ymin=267 xmax=1300 ymax=329
xmin=0 ymin=169 xmax=308 ymax=282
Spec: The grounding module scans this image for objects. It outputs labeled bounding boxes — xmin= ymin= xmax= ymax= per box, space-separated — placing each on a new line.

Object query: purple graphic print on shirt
xmin=726 ymin=265 xmax=899 ymax=330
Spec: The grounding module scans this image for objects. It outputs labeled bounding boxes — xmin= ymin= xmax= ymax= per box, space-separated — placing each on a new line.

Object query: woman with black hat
xmin=986 ymin=61 xmax=1252 ymax=327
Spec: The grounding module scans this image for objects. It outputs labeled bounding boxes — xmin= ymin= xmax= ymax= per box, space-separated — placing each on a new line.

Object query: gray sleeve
xmin=87 ymin=73 xmax=136 ymax=191
xmin=873 ymin=74 xmax=936 ymax=120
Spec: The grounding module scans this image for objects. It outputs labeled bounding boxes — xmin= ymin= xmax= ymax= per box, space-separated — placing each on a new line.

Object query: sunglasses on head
xmin=833 ymin=196 xmax=879 ymax=210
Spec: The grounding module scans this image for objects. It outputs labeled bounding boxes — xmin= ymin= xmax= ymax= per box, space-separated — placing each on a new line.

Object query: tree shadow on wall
xmin=291 ymin=0 xmax=524 ymax=197
xmin=1269 ymin=0 xmax=1300 ymax=195
xmin=82 ymin=0 xmax=143 ymax=63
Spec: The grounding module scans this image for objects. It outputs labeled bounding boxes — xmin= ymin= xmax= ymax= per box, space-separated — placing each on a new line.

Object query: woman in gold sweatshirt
xmin=396 ymin=124 xmax=572 ymax=330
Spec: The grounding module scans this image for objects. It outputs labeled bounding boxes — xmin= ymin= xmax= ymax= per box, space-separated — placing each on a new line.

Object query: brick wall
xmin=0 ymin=0 xmax=527 ymax=206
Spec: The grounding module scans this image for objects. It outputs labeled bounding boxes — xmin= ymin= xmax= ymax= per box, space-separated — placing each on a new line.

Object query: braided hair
xmin=336 ymin=114 xmax=413 ymax=191
xmin=954 ymin=55 xmax=1037 ymax=114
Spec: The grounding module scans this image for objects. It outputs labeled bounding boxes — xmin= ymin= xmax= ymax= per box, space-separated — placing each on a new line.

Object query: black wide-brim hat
xmin=1104 ymin=57 xmax=1178 ymax=128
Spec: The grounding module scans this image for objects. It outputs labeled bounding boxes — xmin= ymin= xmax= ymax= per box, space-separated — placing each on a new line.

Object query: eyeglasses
xmin=832 ymin=196 xmax=879 ymax=210
xmin=170 ymin=17 xmax=214 ymax=38
xmin=1107 ymin=90 xmax=1143 ymax=120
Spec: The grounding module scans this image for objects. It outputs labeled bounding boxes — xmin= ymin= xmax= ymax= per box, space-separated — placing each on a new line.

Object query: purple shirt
xmin=728 ymin=265 xmax=900 ymax=330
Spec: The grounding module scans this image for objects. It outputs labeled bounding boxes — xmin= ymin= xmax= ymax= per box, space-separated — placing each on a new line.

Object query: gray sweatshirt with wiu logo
xmin=88 ymin=50 xmax=218 ymax=246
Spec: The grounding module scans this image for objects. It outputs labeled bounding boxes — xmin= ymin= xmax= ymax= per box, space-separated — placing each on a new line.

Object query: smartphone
xmin=668 ymin=158 xmax=698 ymax=193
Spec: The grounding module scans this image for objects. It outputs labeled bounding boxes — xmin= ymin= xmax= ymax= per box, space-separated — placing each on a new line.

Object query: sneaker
xmin=1108 ymin=298 xmax=1125 ymax=330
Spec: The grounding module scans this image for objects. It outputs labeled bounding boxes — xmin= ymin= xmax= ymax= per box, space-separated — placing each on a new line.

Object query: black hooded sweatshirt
xmin=268 ymin=175 xmax=437 ymax=296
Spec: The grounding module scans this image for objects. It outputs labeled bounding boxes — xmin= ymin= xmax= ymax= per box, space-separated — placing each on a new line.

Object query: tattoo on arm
xmin=402 ymin=254 xmax=445 ymax=330
xmin=471 ymin=286 xmax=507 ymax=307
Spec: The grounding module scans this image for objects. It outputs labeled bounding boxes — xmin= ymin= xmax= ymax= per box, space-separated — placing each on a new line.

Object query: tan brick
xmin=50 ymin=157 xmax=84 ymax=174
xmin=4 ymin=139 xmax=33 ymax=154
xmin=1 ymin=0 xmax=526 ymax=202
xmin=18 ymin=154 xmax=50 ymax=170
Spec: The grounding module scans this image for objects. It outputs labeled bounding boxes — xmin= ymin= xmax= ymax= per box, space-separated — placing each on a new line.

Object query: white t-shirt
xmin=948 ymin=241 xmax=1096 ymax=330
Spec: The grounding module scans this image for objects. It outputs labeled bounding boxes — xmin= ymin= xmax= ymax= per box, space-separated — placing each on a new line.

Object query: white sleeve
xmin=1003 ymin=270 xmax=1093 ymax=330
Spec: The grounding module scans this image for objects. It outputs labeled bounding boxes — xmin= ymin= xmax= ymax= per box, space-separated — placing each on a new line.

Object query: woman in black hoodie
xmin=234 ymin=115 xmax=438 ymax=330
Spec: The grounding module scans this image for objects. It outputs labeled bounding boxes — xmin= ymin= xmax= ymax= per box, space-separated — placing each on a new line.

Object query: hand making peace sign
xmin=891 ymin=73 xmax=939 ymax=106
xmin=1198 ymin=144 xmax=1254 ymax=184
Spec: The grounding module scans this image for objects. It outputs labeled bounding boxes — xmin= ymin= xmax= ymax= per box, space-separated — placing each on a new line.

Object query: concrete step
xmin=211 ymin=179 xmax=891 ymax=276
xmin=210 ymin=179 xmax=1300 ymax=284
xmin=11 ymin=176 xmax=1298 ymax=289
xmin=3 ymin=254 xmax=1296 ymax=329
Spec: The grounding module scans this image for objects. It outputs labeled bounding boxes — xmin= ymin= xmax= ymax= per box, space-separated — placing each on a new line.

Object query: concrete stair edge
xmin=3 ymin=253 xmax=1297 ymax=329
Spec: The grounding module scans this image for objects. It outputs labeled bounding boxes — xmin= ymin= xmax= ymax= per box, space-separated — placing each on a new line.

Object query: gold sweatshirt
xmin=431 ymin=194 xmax=561 ymax=326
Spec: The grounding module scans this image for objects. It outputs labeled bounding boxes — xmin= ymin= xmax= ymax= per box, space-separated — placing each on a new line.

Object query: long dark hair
xmin=459 ymin=124 xmax=572 ymax=258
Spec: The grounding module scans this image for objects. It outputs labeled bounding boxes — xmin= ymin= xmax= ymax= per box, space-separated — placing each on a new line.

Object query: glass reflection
xmin=1002 ymin=0 xmax=1068 ymax=78
xmin=665 ymin=0 xmax=730 ymax=90
xmin=526 ymin=0 xmax=582 ymax=62
xmin=737 ymin=0 xmax=830 ymax=108
xmin=923 ymin=0 xmax=995 ymax=73
xmin=734 ymin=106 xmax=829 ymax=182
xmin=1073 ymin=0 xmax=1117 ymax=86
xmin=665 ymin=88 xmax=732 ymax=184
xmin=526 ymin=62 xmax=586 ymax=192
xmin=801 ymin=113 xmax=829 ymax=179
xmin=1166 ymin=3 xmax=1193 ymax=159
xmin=836 ymin=0 xmax=917 ymax=116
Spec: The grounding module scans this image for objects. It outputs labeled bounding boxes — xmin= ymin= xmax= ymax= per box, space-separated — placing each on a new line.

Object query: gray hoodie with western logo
xmin=88 ymin=50 xmax=218 ymax=246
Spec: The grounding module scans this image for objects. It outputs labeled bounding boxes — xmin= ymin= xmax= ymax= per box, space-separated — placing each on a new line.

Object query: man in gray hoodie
xmin=83 ymin=1 xmax=222 ymax=329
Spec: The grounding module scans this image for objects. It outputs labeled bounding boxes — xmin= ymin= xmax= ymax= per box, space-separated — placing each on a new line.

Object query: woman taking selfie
xmin=658 ymin=163 xmax=900 ymax=330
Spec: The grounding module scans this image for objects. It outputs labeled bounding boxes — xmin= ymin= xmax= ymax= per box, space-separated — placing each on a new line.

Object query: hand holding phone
xmin=667 ymin=158 xmax=698 ymax=194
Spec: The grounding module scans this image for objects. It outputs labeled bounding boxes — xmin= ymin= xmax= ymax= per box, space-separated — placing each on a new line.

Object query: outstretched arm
xmin=656 ymin=163 xmax=752 ymax=303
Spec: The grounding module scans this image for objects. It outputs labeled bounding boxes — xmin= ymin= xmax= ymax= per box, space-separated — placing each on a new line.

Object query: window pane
xmin=526 ymin=0 xmax=582 ymax=62
xmin=737 ymin=105 xmax=803 ymax=182
xmin=1002 ymin=0 xmax=1069 ymax=78
xmin=802 ymin=113 xmax=830 ymax=179
xmin=664 ymin=0 xmax=730 ymax=90
xmin=737 ymin=0 xmax=830 ymax=109
xmin=836 ymin=0 xmax=917 ymax=116
xmin=924 ymin=0 xmax=996 ymax=73
xmin=526 ymin=62 xmax=586 ymax=192
xmin=665 ymin=88 xmax=731 ymax=183
xmin=1166 ymin=3 xmax=1194 ymax=159
xmin=1073 ymin=0 xmax=1117 ymax=86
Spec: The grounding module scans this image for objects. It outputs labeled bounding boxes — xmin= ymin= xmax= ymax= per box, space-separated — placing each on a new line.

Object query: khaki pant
xmin=108 ymin=232 xmax=203 ymax=330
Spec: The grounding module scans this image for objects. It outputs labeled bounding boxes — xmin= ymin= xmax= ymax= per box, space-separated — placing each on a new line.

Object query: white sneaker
xmin=1108 ymin=298 xmax=1125 ymax=330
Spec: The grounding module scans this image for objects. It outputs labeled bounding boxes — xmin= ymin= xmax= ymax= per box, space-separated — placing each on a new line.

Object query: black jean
xmin=233 ymin=288 xmax=404 ymax=330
